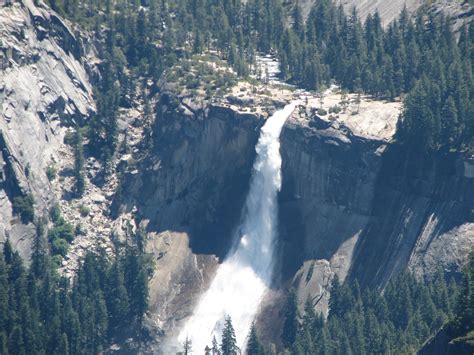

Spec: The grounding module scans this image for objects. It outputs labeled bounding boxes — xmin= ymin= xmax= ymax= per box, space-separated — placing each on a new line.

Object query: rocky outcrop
xmin=115 ymin=79 xmax=473 ymax=348
xmin=298 ymin=0 xmax=474 ymax=29
xmin=334 ymin=0 xmax=421 ymax=25
xmin=115 ymin=93 xmax=269 ymax=342
xmin=121 ymin=91 xmax=470 ymax=350
xmin=419 ymin=325 xmax=474 ymax=355
xmin=267 ymin=106 xmax=472 ymax=349
xmin=118 ymin=96 xmax=263 ymax=253
xmin=277 ymin=112 xmax=472 ymax=321
xmin=274 ymin=112 xmax=385 ymax=320
xmin=0 ymin=0 xmax=95 ymax=258
xmin=350 ymin=148 xmax=474 ymax=286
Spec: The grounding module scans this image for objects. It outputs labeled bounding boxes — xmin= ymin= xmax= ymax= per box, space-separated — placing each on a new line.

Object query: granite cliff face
xmin=0 ymin=0 xmax=95 ymax=259
xmin=118 ymin=95 xmax=264 ymax=255
xmin=299 ymin=0 xmax=474 ymax=28
xmin=115 ymin=84 xmax=473 ymax=346
xmin=350 ymin=148 xmax=474 ymax=286
xmin=274 ymin=116 xmax=473 ymax=340
xmin=115 ymin=92 xmax=267 ymax=340
xmin=279 ymin=104 xmax=474 ymax=287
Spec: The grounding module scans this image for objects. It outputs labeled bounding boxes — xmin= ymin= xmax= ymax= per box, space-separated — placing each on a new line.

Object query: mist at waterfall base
xmin=176 ymin=102 xmax=297 ymax=353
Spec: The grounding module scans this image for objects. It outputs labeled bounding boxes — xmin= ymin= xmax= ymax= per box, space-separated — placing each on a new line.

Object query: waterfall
xmin=177 ymin=102 xmax=298 ymax=353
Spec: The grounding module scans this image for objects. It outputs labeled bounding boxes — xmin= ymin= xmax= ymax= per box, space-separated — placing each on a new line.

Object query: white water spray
xmin=177 ymin=102 xmax=298 ymax=353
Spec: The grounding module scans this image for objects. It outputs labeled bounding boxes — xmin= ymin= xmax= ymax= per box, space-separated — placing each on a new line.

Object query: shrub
xmin=51 ymin=238 xmax=69 ymax=257
xmin=186 ymin=78 xmax=200 ymax=89
xmin=51 ymin=254 xmax=63 ymax=267
xmin=182 ymin=60 xmax=191 ymax=72
xmin=329 ymin=105 xmax=342 ymax=114
xmin=63 ymin=130 xmax=76 ymax=145
xmin=49 ymin=220 xmax=74 ymax=243
xmin=75 ymin=223 xmax=84 ymax=236
xmin=46 ymin=165 xmax=57 ymax=181
xmin=79 ymin=205 xmax=90 ymax=217
xmin=317 ymin=108 xmax=327 ymax=116
xmin=13 ymin=194 xmax=35 ymax=223
xmin=75 ymin=173 xmax=85 ymax=196
xmin=49 ymin=204 xmax=61 ymax=223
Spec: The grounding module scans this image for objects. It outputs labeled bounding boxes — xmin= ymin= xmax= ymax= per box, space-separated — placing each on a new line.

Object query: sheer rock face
xmin=279 ymin=112 xmax=472 ymax=320
xmin=297 ymin=0 xmax=473 ymax=29
xmin=0 ymin=0 xmax=94 ymax=258
xmin=334 ymin=0 xmax=422 ymax=25
xmin=350 ymin=149 xmax=474 ymax=286
xmin=118 ymin=86 xmax=472 ymax=346
xmin=283 ymin=119 xmax=473 ymax=284
xmin=116 ymin=96 xmax=265 ymax=342
xmin=276 ymin=116 xmax=383 ymax=318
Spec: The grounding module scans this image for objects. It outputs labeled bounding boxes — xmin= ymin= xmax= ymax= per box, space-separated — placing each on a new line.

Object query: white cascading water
xmin=177 ymin=102 xmax=298 ymax=353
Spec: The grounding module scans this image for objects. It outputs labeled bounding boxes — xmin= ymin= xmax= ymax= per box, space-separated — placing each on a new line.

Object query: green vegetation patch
xmin=164 ymin=55 xmax=237 ymax=100
xmin=12 ymin=194 xmax=35 ymax=224
xmin=48 ymin=205 xmax=75 ymax=260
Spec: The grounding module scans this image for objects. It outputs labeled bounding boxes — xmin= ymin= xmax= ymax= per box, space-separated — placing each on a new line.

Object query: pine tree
xmin=182 ymin=335 xmax=192 ymax=355
xmin=302 ymin=296 xmax=316 ymax=333
xmin=59 ymin=333 xmax=69 ymax=355
xmin=292 ymin=1 xmax=303 ymax=38
xmin=73 ymin=129 xmax=85 ymax=197
xmin=454 ymin=250 xmax=474 ymax=334
xmin=31 ymin=218 xmax=49 ymax=279
xmin=282 ymin=288 xmax=298 ymax=348
xmin=0 ymin=256 xmax=8 ymax=331
xmin=211 ymin=335 xmax=220 ymax=355
xmin=93 ymin=291 xmax=108 ymax=351
xmin=193 ymin=31 xmax=203 ymax=54
xmin=399 ymin=79 xmax=436 ymax=151
xmin=3 ymin=239 xmax=13 ymax=265
xmin=328 ymin=275 xmax=342 ymax=319
xmin=8 ymin=326 xmax=26 ymax=355
xmin=246 ymin=322 xmax=264 ymax=355
xmin=0 ymin=332 xmax=8 ymax=355
xmin=123 ymin=247 xmax=148 ymax=325
xmin=221 ymin=315 xmax=238 ymax=355
xmin=105 ymin=258 xmax=130 ymax=332
xmin=441 ymin=96 xmax=459 ymax=146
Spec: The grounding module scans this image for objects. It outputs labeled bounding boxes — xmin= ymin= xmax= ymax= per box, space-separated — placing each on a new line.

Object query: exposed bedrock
xmin=116 ymin=96 xmax=267 ymax=340
xmin=0 ymin=0 xmax=95 ymax=259
xmin=118 ymin=93 xmax=473 ymax=345
xmin=350 ymin=148 xmax=474 ymax=286
xmin=119 ymin=97 xmax=263 ymax=256
xmin=278 ymin=117 xmax=382 ymax=284
xmin=277 ymin=118 xmax=473 ymax=328
xmin=279 ymin=121 xmax=473 ymax=287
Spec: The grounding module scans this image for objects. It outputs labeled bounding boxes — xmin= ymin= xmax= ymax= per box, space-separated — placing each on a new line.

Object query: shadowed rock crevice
xmin=0 ymin=132 xmax=24 ymax=204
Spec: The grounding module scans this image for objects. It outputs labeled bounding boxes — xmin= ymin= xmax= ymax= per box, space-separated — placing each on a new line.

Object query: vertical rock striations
xmin=118 ymin=89 xmax=473 ymax=346
xmin=0 ymin=0 xmax=94 ymax=257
